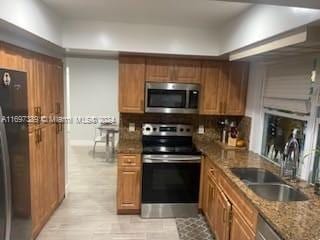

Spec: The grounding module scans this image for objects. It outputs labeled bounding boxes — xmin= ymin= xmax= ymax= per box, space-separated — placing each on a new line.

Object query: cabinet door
xmin=230 ymin=207 xmax=255 ymax=240
xmin=200 ymin=61 xmax=224 ymax=114
xmin=173 ymin=59 xmax=201 ymax=83
xmin=225 ymin=62 xmax=248 ymax=116
xmin=56 ymin=122 xmax=65 ymax=202
xmin=206 ymin=176 xmax=217 ymax=231
xmin=117 ymin=167 xmax=141 ymax=211
xmin=146 ymin=57 xmax=173 ymax=82
xmin=29 ymin=131 xmax=42 ymax=237
xmin=215 ymin=188 xmax=231 ymax=240
xmin=0 ymin=43 xmax=23 ymax=69
xmin=44 ymin=125 xmax=58 ymax=212
xmin=119 ymin=56 xmax=145 ymax=113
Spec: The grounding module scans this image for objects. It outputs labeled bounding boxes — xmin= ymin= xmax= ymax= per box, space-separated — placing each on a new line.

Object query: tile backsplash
xmin=119 ymin=113 xmax=252 ymax=146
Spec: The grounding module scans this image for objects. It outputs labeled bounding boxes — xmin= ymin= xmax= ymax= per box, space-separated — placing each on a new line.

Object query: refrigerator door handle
xmin=0 ymin=108 xmax=12 ymax=240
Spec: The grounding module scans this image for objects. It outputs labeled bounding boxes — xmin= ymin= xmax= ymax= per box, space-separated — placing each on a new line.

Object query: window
xmin=261 ymin=113 xmax=307 ymax=165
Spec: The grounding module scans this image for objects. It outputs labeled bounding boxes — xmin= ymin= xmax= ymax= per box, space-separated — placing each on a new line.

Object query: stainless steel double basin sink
xmin=230 ymin=168 xmax=308 ymax=202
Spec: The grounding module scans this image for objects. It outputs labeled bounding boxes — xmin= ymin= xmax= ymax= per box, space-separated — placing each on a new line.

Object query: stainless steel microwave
xmin=145 ymin=82 xmax=200 ymax=114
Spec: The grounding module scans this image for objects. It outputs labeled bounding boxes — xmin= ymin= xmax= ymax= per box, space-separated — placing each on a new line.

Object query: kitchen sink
xmin=230 ymin=168 xmax=285 ymax=184
xmin=247 ymin=183 xmax=309 ymax=202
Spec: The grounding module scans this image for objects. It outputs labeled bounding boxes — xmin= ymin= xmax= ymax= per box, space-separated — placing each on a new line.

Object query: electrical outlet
xmin=198 ymin=125 xmax=205 ymax=134
xmin=129 ymin=123 xmax=135 ymax=132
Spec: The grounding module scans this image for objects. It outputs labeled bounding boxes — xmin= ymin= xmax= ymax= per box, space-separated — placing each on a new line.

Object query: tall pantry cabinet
xmin=0 ymin=42 xmax=65 ymax=239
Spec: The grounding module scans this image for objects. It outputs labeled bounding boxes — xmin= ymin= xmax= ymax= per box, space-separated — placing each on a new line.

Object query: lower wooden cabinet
xmin=230 ymin=207 xmax=255 ymax=240
xmin=117 ymin=154 xmax=141 ymax=213
xmin=201 ymin=157 xmax=257 ymax=240
xmin=215 ymin=187 xmax=231 ymax=240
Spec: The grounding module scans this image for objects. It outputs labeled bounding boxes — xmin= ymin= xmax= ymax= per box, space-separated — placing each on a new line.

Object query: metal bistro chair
xmin=93 ymin=124 xmax=107 ymax=157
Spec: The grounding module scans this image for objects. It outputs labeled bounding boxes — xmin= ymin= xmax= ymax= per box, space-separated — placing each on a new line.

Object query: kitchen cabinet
xmin=145 ymin=57 xmax=201 ymax=83
xmin=200 ymin=61 xmax=225 ymax=114
xmin=201 ymin=157 xmax=257 ymax=240
xmin=224 ymin=62 xmax=249 ymax=115
xmin=230 ymin=207 xmax=255 ymax=240
xmin=215 ymin=187 xmax=231 ymax=240
xmin=117 ymin=154 xmax=141 ymax=213
xmin=119 ymin=56 xmax=145 ymax=113
xmin=146 ymin=57 xmax=173 ymax=82
xmin=205 ymin=172 xmax=217 ymax=230
xmin=29 ymin=125 xmax=58 ymax=237
xmin=173 ymin=59 xmax=201 ymax=83
xmin=1 ymin=41 xmax=65 ymax=239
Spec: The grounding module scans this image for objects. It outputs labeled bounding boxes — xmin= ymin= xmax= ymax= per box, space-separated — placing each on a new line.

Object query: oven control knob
xmin=186 ymin=128 xmax=190 ymax=132
xmin=146 ymin=127 xmax=151 ymax=131
xmin=180 ymin=128 xmax=184 ymax=132
xmin=153 ymin=128 xmax=157 ymax=131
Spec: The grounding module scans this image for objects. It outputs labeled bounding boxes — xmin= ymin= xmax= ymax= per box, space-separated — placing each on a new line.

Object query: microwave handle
xmin=186 ymin=90 xmax=190 ymax=108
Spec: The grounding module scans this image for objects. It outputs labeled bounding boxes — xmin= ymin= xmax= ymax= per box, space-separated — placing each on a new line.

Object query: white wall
xmin=220 ymin=5 xmax=320 ymax=54
xmin=0 ymin=0 xmax=62 ymax=45
xmin=62 ymin=20 xmax=220 ymax=56
xmin=66 ymin=57 xmax=119 ymax=145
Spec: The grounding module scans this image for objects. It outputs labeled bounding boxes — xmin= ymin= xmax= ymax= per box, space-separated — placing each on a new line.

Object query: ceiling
xmin=41 ymin=0 xmax=252 ymax=29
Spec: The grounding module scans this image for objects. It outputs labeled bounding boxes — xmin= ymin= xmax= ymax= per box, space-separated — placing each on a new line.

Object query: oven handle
xmin=143 ymin=155 xmax=201 ymax=163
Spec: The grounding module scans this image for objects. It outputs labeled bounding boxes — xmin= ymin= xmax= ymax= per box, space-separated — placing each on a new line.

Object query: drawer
xmin=218 ymin=173 xmax=258 ymax=230
xmin=118 ymin=154 xmax=141 ymax=167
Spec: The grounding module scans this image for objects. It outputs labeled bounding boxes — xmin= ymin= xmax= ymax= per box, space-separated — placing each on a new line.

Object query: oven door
xmin=142 ymin=155 xmax=201 ymax=204
xmin=145 ymin=82 xmax=199 ymax=114
xmin=141 ymin=155 xmax=201 ymax=218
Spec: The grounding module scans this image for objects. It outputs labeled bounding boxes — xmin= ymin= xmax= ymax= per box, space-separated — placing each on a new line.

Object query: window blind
xmin=263 ymin=57 xmax=313 ymax=114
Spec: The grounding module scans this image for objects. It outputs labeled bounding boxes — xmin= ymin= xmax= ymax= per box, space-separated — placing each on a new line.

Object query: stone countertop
xmin=194 ymin=139 xmax=320 ymax=240
xmin=116 ymin=139 xmax=142 ymax=154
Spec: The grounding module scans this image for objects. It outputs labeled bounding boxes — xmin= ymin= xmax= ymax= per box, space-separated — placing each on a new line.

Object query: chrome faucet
xmin=281 ymin=128 xmax=300 ymax=181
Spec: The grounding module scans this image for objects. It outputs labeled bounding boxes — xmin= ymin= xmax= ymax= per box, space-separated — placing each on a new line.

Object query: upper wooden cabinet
xmin=225 ymin=62 xmax=249 ymax=115
xmin=146 ymin=57 xmax=201 ymax=83
xmin=200 ymin=61 xmax=248 ymax=116
xmin=119 ymin=56 xmax=248 ymax=115
xmin=119 ymin=56 xmax=145 ymax=113
xmin=200 ymin=61 xmax=224 ymax=115
xmin=146 ymin=57 xmax=173 ymax=82
xmin=173 ymin=59 xmax=201 ymax=83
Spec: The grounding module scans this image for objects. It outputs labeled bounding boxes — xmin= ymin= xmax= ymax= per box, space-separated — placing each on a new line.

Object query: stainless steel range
xmin=141 ymin=124 xmax=201 ymax=218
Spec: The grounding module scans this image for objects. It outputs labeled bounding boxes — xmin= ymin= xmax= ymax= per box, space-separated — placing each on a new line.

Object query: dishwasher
xmin=256 ymin=215 xmax=282 ymax=240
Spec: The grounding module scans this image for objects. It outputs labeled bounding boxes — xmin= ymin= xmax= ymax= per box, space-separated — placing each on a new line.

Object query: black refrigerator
xmin=0 ymin=69 xmax=31 ymax=240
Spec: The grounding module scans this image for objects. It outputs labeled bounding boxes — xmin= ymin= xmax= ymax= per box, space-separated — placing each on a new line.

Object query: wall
xmin=245 ymin=62 xmax=265 ymax=153
xmin=0 ymin=0 xmax=62 ymax=45
xmin=66 ymin=57 xmax=119 ymax=145
xmin=220 ymin=5 xmax=320 ymax=54
xmin=62 ymin=20 xmax=220 ymax=56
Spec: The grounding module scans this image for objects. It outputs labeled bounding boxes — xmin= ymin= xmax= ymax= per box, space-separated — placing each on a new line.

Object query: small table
xmin=97 ymin=124 xmax=119 ymax=161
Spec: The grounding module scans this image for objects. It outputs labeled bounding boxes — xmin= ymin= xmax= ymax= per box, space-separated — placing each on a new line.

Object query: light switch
xmin=198 ymin=125 xmax=205 ymax=134
xmin=129 ymin=123 xmax=135 ymax=132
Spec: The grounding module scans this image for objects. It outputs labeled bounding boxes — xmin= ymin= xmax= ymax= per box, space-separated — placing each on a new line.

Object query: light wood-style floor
xmin=37 ymin=145 xmax=180 ymax=240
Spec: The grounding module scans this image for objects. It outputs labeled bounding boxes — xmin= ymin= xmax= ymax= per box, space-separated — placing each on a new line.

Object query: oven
xmin=145 ymin=82 xmax=200 ymax=114
xmin=141 ymin=124 xmax=201 ymax=218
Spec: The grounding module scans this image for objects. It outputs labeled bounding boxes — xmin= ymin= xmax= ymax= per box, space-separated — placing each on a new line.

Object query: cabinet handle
xmin=56 ymin=102 xmax=60 ymax=114
xmin=39 ymin=129 xmax=42 ymax=142
xmin=60 ymin=123 xmax=63 ymax=132
xmin=56 ymin=123 xmax=60 ymax=134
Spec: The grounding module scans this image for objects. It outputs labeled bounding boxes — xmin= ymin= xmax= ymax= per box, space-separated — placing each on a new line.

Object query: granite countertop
xmin=194 ymin=139 xmax=320 ymax=240
xmin=117 ymin=138 xmax=142 ymax=154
